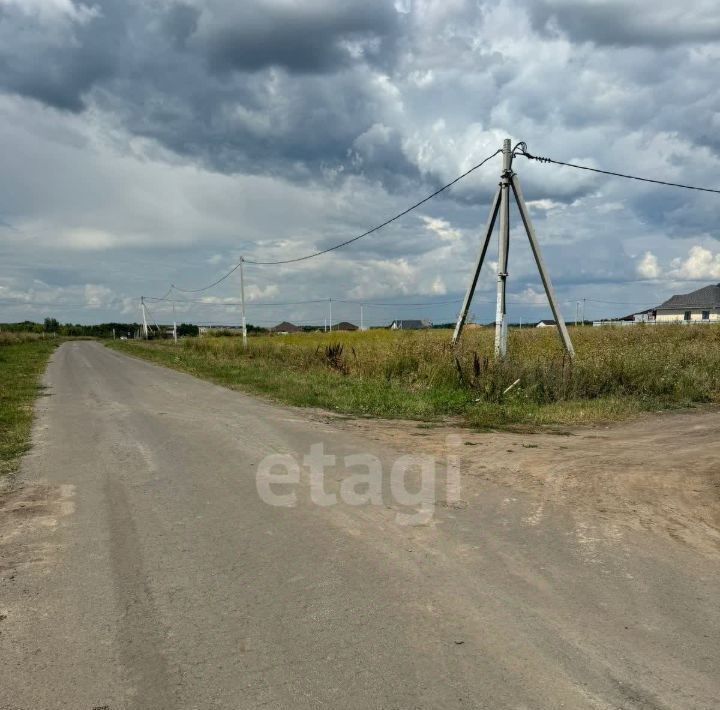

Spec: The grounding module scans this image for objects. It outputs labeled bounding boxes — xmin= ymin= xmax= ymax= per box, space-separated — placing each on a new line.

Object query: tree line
xmin=0 ymin=319 xmax=200 ymax=338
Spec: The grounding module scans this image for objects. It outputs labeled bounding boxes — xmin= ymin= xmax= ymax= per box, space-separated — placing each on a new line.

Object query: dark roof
xmin=536 ymin=319 xmax=557 ymax=325
xmin=271 ymin=321 xmax=301 ymax=332
xmin=657 ymin=283 xmax=720 ymax=310
xmin=334 ymin=321 xmax=358 ymax=331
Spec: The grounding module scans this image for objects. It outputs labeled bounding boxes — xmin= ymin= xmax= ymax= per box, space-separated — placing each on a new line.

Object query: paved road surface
xmin=1 ymin=341 xmax=718 ymax=709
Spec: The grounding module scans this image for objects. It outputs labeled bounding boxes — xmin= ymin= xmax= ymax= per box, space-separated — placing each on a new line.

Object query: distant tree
xmin=177 ymin=323 xmax=199 ymax=337
xmin=43 ymin=317 xmax=59 ymax=333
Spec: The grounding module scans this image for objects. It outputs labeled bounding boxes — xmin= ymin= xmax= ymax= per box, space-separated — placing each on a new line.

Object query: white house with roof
xmin=655 ymin=283 xmax=720 ymax=323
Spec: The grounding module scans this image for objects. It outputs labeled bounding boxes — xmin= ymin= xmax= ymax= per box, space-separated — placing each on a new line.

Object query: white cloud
xmin=637 ymin=251 xmax=661 ymax=279
xmin=84 ymin=284 xmax=114 ymax=308
xmin=669 ymin=245 xmax=720 ymax=280
xmin=420 ymin=216 xmax=460 ymax=241
xmin=0 ymin=0 xmax=97 ymax=24
xmin=430 ymin=276 xmax=446 ymax=294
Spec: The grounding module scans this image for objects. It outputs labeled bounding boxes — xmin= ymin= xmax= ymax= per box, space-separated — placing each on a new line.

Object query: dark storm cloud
xmin=0 ymin=0 xmax=409 ymax=183
xmin=194 ymin=0 xmax=399 ymax=74
xmin=0 ymin=0 xmax=129 ymax=111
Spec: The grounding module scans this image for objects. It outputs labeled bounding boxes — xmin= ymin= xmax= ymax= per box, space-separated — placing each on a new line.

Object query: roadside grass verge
xmin=108 ymin=325 xmax=720 ymax=428
xmin=0 ymin=333 xmax=58 ymax=479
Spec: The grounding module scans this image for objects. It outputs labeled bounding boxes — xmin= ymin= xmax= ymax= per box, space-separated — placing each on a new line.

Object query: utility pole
xmin=141 ymin=296 xmax=149 ymax=339
xmin=172 ymin=302 xmax=178 ymax=344
xmin=360 ymin=304 xmax=364 ymax=331
xmin=239 ymin=256 xmax=248 ymax=348
xmin=452 ymin=138 xmax=575 ymax=358
xmin=576 ymin=301 xmax=580 ymax=327
xmin=582 ymin=298 xmax=586 ymax=326
xmin=328 ymin=298 xmax=333 ymax=332
xmin=494 ymin=138 xmax=512 ymax=358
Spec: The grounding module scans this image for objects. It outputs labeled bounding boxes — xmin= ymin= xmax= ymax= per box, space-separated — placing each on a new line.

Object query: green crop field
xmin=0 ymin=333 xmax=58 ymax=479
xmin=110 ymin=324 xmax=720 ymax=428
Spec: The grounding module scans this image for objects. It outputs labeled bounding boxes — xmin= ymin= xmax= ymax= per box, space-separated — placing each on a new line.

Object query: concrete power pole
xmin=172 ymin=302 xmax=178 ymax=344
xmin=494 ymin=139 xmax=512 ymax=358
xmin=141 ymin=296 xmax=149 ymax=339
xmin=452 ymin=138 xmax=575 ymax=359
xmin=240 ymin=256 xmax=248 ymax=349
xmin=328 ymin=298 xmax=333 ymax=332
xmin=360 ymin=304 xmax=364 ymax=331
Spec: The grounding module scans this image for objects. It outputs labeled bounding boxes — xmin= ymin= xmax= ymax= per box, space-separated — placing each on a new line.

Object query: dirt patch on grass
xmin=324 ymin=406 xmax=720 ymax=557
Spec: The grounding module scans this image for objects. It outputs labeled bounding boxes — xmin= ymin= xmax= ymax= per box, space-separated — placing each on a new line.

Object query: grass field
xmin=110 ymin=324 xmax=720 ymax=428
xmin=0 ymin=333 xmax=58 ymax=479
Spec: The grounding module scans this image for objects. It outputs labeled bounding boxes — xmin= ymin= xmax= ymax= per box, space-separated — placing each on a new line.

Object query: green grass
xmin=0 ymin=333 xmax=58 ymax=479
xmin=108 ymin=325 xmax=720 ymax=428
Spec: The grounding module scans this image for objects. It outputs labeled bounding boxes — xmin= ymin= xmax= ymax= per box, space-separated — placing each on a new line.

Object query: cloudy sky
xmin=1 ymin=0 xmax=719 ymax=327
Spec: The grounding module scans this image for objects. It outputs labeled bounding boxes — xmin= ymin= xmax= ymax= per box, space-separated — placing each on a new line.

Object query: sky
xmin=1 ymin=0 xmax=719 ymax=328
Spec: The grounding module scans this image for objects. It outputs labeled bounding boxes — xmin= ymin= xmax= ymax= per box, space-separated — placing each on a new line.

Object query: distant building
xmin=271 ymin=321 xmax=302 ymax=334
xmin=656 ymin=283 xmax=720 ymax=323
xmin=619 ymin=308 xmax=656 ymax=323
xmin=334 ymin=321 xmax=358 ymax=331
xmin=536 ymin=319 xmax=557 ymax=328
xmin=389 ymin=319 xmax=432 ymax=330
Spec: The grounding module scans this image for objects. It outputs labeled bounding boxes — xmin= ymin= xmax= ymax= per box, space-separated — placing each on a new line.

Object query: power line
xmin=168 ymin=149 xmax=502 ymax=292
xmin=143 ymin=296 xmax=330 ymax=307
xmin=516 ymin=147 xmax=720 ymax=195
xmin=145 ymin=295 xmax=465 ymax=308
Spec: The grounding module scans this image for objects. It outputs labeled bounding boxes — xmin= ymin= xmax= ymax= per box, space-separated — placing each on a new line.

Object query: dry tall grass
xmin=185 ymin=325 xmax=720 ymax=404
xmin=0 ymin=332 xmax=45 ymax=346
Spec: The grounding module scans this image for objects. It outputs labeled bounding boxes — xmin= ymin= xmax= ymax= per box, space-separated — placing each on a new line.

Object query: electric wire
xmin=168 ymin=149 xmax=502 ymax=292
xmin=144 ymin=296 xmax=465 ymax=308
xmin=516 ymin=146 xmax=720 ymax=195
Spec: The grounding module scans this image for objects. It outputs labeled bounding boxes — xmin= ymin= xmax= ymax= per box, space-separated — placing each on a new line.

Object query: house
xmin=334 ymin=321 xmax=358 ymax=331
xmin=655 ymin=283 xmax=720 ymax=323
xmin=271 ymin=321 xmax=302 ymax=334
xmin=620 ymin=308 xmax=656 ymax=323
xmin=389 ymin=319 xmax=432 ymax=330
xmin=536 ymin=319 xmax=557 ymax=328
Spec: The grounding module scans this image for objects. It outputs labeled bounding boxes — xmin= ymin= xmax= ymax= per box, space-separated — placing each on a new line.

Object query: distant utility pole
xmin=172 ymin=302 xmax=178 ymax=344
xmin=360 ymin=304 xmax=364 ymax=331
xmin=328 ymin=298 xmax=333 ymax=332
xmin=576 ymin=301 xmax=581 ymax=327
xmin=452 ymin=138 xmax=575 ymax=359
xmin=141 ymin=296 xmax=149 ymax=339
xmin=239 ymin=256 xmax=248 ymax=348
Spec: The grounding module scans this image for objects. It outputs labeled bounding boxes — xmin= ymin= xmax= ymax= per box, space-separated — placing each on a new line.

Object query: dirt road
xmin=1 ymin=341 xmax=718 ymax=709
